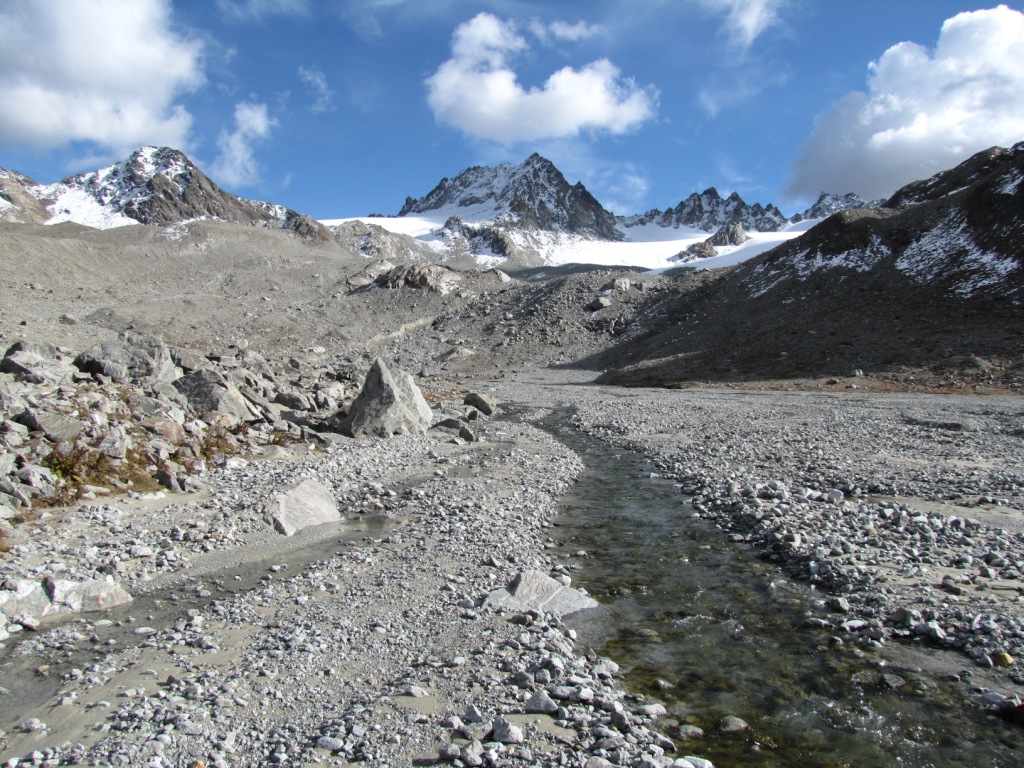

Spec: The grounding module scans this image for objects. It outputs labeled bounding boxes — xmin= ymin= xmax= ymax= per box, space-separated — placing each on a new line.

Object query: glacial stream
xmin=542 ymin=414 xmax=1024 ymax=768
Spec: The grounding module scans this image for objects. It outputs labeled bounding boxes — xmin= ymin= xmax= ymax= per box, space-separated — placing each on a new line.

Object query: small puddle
xmin=538 ymin=411 xmax=1024 ymax=768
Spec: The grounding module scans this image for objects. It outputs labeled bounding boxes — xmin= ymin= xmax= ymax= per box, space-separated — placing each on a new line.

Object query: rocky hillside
xmin=594 ymin=142 xmax=1024 ymax=388
xmin=399 ymin=153 xmax=622 ymax=240
xmin=0 ymin=146 xmax=330 ymax=238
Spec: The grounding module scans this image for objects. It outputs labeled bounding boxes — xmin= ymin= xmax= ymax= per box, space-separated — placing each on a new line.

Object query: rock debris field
xmin=2 ymin=351 xmax=1024 ymax=766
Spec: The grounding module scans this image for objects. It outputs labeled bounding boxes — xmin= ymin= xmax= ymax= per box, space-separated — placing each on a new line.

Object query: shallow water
xmin=544 ymin=416 xmax=1024 ymax=768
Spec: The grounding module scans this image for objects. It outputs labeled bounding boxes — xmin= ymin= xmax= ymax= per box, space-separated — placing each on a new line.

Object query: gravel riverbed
xmin=2 ymin=368 xmax=1024 ymax=767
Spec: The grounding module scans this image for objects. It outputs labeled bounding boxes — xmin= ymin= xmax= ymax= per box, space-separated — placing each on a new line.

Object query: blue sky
xmin=2 ymin=1 xmax=1024 ymax=219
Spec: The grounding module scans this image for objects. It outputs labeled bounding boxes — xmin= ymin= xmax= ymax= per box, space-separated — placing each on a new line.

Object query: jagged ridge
xmin=399 ymin=153 xmax=622 ymax=240
xmin=745 ymin=141 xmax=1024 ymax=299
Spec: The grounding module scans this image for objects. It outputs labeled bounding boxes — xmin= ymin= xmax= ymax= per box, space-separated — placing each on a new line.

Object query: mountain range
xmin=0 ymin=140 xmax=1021 ymax=389
xmin=1 ymin=145 xmax=874 ymax=268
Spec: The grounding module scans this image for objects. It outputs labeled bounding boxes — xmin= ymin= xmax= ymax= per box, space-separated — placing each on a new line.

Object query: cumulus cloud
xmin=0 ymin=0 xmax=204 ymax=156
xmin=210 ymin=102 xmax=277 ymax=187
xmin=298 ymin=65 xmax=335 ymax=113
xmin=426 ymin=13 xmax=657 ymax=144
xmin=787 ymin=5 xmax=1024 ymax=201
xmin=697 ymin=0 xmax=788 ymax=49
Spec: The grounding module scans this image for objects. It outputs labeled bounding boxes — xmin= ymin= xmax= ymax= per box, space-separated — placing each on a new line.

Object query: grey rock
xmin=1 ymin=349 xmax=76 ymax=384
xmin=524 ymin=689 xmax=559 ymax=714
xmin=14 ymin=408 xmax=83 ymax=442
xmin=74 ymin=333 xmax=178 ymax=383
xmin=0 ymin=579 xmax=54 ymax=619
xmin=484 ymin=570 xmax=601 ymax=618
xmin=271 ymin=478 xmax=341 ymax=536
xmin=718 ymin=715 xmax=750 ymax=733
xmin=464 ymin=392 xmax=498 ymax=416
xmin=44 ymin=576 xmax=133 ymax=613
xmin=490 ymin=716 xmax=524 ymax=745
xmin=338 ymin=358 xmax=432 ymax=438
xmin=588 ymin=296 xmax=613 ymax=311
xmin=173 ymin=368 xmax=258 ymax=423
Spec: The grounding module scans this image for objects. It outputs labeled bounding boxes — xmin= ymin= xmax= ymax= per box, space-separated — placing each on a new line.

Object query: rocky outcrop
xmin=745 ymin=142 xmax=1024 ymax=300
xmin=372 ymin=263 xmax=462 ymax=295
xmin=708 ymin=222 xmax=750 ymax=247
xmin=337 ymin=358 xmax=433 ymax=438
xmin=792 ymin=192 xmax=879 ymax=222
xmin=1 ymin=146 xmax=326 ymax=238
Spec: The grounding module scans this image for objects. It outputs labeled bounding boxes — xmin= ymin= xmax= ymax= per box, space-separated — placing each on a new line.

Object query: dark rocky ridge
xmin=593 ymin=143 xmax=1024 ymax=387
xmin=624 ymin=188 xmax=788 ymax=233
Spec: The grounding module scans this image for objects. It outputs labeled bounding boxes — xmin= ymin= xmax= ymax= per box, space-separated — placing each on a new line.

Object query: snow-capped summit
xmin=0 ymin=146 xmax=329 ymax=237
xmin=399 ymin=153 xmax=622 ymax=240
xmin=39 ymin=146 xmax=293 ymax=228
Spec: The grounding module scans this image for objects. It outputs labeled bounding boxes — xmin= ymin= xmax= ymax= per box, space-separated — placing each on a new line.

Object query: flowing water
xmin=543 ymin=415 xmax=1024 ymax=768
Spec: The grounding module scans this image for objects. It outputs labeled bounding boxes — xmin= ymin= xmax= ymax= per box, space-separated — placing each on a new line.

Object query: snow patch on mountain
xmin=998 ymin=170 xmax=1023 ymax=196
xmin=38 ymin=185 xmax=140 ymax=228
xmin=897 ymin=215 xmax=1019 ymax=296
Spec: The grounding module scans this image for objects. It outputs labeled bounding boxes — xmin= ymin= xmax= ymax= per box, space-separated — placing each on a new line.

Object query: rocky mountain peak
xmin=792 ymin=192 xmax=880 ymax=222
xmin=398 ymin=154 xmax=622 ymax=240
xmin=884 ymin=143 xmax=1023 ymax=209
xmin=0 ymin=146 xmax=330 ymax=238
xmin=50 ymin=145 xmax=293 ymax=227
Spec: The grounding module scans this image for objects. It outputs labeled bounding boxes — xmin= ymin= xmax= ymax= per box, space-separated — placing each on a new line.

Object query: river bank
xmin=2 ymin=370 xmax=1024 ymax=767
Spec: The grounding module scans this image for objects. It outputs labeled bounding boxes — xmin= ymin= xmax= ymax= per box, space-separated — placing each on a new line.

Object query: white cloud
xmin=0 ymin=0 xmax=204 ymax=156
xmin=786 ymin=5 xmax=1024 ymax=201
xmin=210 ymin=102 xmax=277 ymax=188
xmin=298 ymin=65 xmax=335 ymax=113
xmin=697 ymin=0 xmax=787 ymax=49
xmin=426 ymin=13 xmax=657 ymax=144
xmin=528 ymin=19 xmax=603 ymax=44
xmin=216 ymin=0 xmax=311 ymax=20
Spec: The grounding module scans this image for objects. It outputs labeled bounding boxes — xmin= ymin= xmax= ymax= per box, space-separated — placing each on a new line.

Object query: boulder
xmin=464 ymin=392 xmax=498 ymax=416
xmin=74 ymin=333 xmax=178 ymax=383
xmin=484 ymin=570 xmax=601 ymax=618
xmin=14 ymin=408 xmax=83 ymax=442
xmin=271 ymin=478 xmax=341 ymax=536
xmin=338 ymin=359 xmax=432 ymax=438
xmin=173 ymin=368 xmax=259 ymax=423
xmin=1 ymin=343 xmax=76 ymax=384
xmin=44 ymin=576 xmax=133 ymax=613
xmin=588 ymin=296 xmax=613 ymax=311
xmin=0 ymin=579 xmax=54 ymax=619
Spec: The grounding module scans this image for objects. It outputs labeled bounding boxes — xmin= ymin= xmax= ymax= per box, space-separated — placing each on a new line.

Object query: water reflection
xmin=545 ymin=416 xmax=1022 ymax=767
